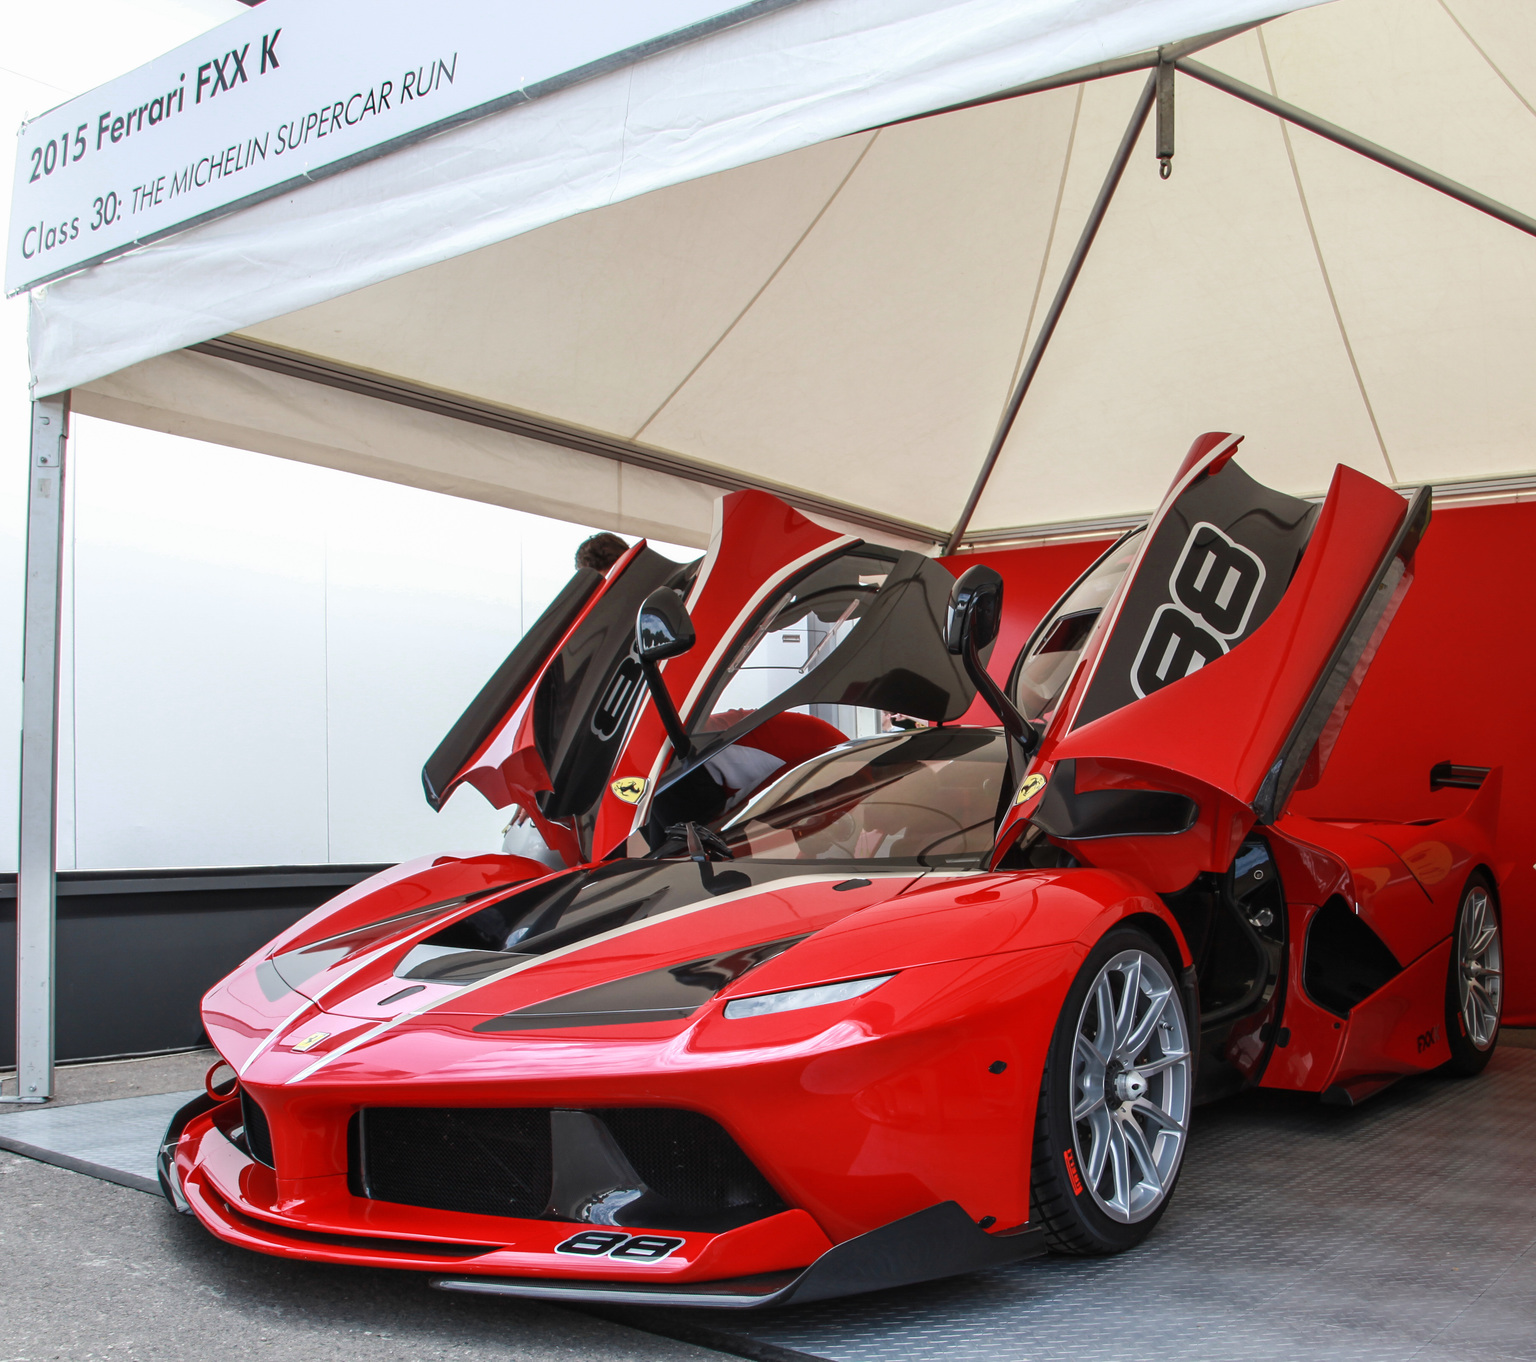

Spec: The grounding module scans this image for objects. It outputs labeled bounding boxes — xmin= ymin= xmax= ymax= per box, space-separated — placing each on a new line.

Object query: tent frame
xmin=14 ymin=18 xmax=1536 ymax=1100
xmin=943 ymin=49 xmax=1536 ymax=552
xmin=5 ymin=396 xmax=67 ymax=1102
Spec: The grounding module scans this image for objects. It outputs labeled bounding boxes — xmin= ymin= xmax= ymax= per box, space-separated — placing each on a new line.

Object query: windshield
xmin=717 ymin=727 xmax=1006 ymax=867
xmin=1009 ymin=530 xmax=1142 ymax=724
xmin=695 ymin=547 xmax=898 ymax=740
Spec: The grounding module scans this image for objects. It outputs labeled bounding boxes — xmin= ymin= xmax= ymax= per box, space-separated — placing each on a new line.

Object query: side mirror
xmin=635 ymin=589 xmax=695 ymax=759
xmin=945 ymin=566 xmax=1037 ymax=780
xmin=946 ymin=565 xmax=1003 ymax=655
xmin=637 ymin=588 xmax=696 ymax=663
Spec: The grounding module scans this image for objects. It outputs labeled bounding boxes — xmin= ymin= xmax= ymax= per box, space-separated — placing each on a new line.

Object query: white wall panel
xmin=68 ymin=420 xmax=331 ymax=868
xmin=323 ymin=476 xmax=581 ymax=864
xmin=29 ymin=416 xmax=698 ymax=872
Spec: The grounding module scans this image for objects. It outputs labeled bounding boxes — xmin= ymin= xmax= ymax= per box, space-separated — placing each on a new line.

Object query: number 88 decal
xmin=555 ymin=1230 xmax=685 ymax=1260
xmin=1131 ymin=522 xmax=1266 ymax=699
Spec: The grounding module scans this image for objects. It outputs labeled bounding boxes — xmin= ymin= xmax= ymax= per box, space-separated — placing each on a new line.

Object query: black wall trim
xmin=0 ymin=864 xmax=391 ymax=903
xmin=2 ymin=864 xmax=391 ymax=1066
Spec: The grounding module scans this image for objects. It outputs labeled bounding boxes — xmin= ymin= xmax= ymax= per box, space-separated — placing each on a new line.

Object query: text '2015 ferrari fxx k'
xmin=161 ymin=434 xmax=1504 ymax=1309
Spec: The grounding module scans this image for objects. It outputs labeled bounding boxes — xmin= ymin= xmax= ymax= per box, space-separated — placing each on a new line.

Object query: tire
xmin=1442 ymin=871 xmax=1502 ymax=1076
xmin=1030 ymin=926 xmax=1194 ymax=1255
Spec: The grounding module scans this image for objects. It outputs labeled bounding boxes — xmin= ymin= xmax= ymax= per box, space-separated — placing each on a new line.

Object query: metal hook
xmin=1159 ymin=156 xmax=1172 ymax=180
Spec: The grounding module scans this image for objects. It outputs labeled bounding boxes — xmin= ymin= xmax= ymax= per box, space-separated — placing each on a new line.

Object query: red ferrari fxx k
xmin=161 ymin=433 xmax=1504 ymax=1308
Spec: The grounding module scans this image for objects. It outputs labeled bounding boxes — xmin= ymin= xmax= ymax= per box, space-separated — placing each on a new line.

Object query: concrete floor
xmin=3 ymin=1036 xmax=1535 ymax=1362
xmin=0 ymin=1149 xmax=730 ymax=1362
xmin=0 ymin=1048 xmax=735 ymax=1361
xmin=0 ymin=1046 xmax=218 ymax=1106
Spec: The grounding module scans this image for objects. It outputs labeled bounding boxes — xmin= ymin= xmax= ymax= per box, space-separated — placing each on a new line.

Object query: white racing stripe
xmin=283 ymin=869 xmax=919 ymax=1085
xmin=235 ymin=890 xmax=535 ymax=1075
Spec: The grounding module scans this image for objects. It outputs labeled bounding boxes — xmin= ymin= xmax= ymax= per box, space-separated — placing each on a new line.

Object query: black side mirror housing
xmin=635 ymin=589 xmax=696 ymax=759
xmin=637 ymin=588 xmax=696 ymax=663
xmin=944 ymin=566 xmax=1037 ymax=801
xmin=946 ymin=565 xmax=1003 ymax=655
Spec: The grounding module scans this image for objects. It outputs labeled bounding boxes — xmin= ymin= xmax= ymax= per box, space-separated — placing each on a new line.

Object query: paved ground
xmin=1 ymin=1048 xmax=218 ymax=1106
xmin=0 ymin=1046 xmax=734 ymax=1362
xmin=0 ymin=1150 xmax=727 ymax=1362
xmin=3 ymin=1037 xmax=1534 ymax=1362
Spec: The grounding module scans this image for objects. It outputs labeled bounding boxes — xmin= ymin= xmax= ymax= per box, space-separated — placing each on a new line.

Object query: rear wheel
xmin=1443 ymin=872 xmax=1502 ymax=1076
xmin=1030 ymin=928 xmax=1193 ymax=1254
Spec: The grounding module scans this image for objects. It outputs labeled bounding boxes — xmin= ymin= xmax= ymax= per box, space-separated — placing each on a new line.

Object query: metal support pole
xmin=945 ymin=71 xmax=1158 ymax=555
xmin=1178 ymin=58 xmax=1536 ymax=241
xmin=1156 ymin=55 xmax=1176 ymax=178
xmin=8 ymin=395 xmax=68 ymax=1103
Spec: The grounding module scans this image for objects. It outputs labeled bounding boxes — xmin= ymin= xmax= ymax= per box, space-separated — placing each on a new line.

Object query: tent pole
xmin=7 ymin=395 xmax=68 ymax=1103
xmin=945 ymin=71 xmax=1158 ymax=555
xmin=889 ymin=19 xmax=1262 ymax=131
xmin=1178 ymin=58 xmax=1536 ymax=240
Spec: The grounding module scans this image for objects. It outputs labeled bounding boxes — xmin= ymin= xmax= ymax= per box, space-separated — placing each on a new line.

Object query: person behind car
xmin=575 ymin=531 xmax=630 ymax=573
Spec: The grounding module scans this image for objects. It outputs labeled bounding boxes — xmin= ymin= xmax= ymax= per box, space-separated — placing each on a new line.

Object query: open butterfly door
xmin=420 ymin=537 xmax=694 ymax=866
xmin=424 ymin=487 xmax=984 ymax=867
xmin=1006 ymin=433 xmax=1431 ymax=892
xmin=422 ymin=491 xmax=868 ymax=865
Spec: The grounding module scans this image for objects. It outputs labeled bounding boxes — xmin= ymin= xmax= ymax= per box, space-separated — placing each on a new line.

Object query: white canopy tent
xmin=9 ymin=0 xmax=1536 ymax=1095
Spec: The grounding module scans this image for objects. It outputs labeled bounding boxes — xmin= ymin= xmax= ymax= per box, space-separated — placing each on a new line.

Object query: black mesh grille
xmin=358 ymin=1108 xmax=552 ymax=1218
xmin=351 ymin=1106 xmax=782 ymax=1228
xmin=240 ymin=1089 xmax=274 ymax=1169
xmin=599 ymin=1108 xmax=781 ymax=1214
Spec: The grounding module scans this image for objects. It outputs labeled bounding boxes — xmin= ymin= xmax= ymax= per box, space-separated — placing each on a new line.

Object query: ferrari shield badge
xmin=291 ymin=1032 xmax=329 ymax=1053
xmin=611 ymin=776 xmax=647 ymax=804
xmin=1014 ymin=773 xmax=1047 ymax=806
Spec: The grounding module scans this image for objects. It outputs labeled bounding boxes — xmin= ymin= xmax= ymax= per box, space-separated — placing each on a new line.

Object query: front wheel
xmin=1030 ymin=927 xmax=1194 ymax=1255
xmin=1442 ymin=871 xmax=1502 ymax=1076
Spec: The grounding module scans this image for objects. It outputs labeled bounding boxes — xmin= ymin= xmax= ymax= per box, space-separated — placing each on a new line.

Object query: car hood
xmin=209 ymin=858 xmax=943 ymax=1069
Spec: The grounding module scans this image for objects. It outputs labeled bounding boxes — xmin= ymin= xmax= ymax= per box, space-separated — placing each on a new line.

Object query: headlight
xmin=722 ymin=974 xmax=896 ymax=1020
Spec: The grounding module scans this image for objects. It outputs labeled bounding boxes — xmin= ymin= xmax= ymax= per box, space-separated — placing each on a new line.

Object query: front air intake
xmin=240 ymin=1089 xmax=275 ymax=1169
xmin=353 ymin=1107 xmax=552 ymax=1217
xmin=596 ymin=1107 xmax=780 ymax=1220
xmin=349 ymin=1106 xmax=784 ymax=1231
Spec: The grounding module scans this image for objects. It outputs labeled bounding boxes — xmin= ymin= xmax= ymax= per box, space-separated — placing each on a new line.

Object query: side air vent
xmin=1303 ymin=896 xmax=1401 ymax=1017
xmin=240 ymin=1089 xmax=275 ymax=1169
xmin=350 ymin=1106 xmax=784 ymax=1232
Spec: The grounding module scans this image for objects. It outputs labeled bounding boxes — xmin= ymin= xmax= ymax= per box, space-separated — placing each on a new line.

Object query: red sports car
xmin=160 ymin=433 xmax=1504 ymax=1308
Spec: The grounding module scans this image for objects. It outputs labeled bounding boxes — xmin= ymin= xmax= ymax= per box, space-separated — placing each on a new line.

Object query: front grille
xmin=240 ymin=1089 xmax=274 ymax=1168
xmin=596 ymin=1107 xmax=780 ymax=1215
xmin=351 ymin=1106 xmax=784 ymax=1231
xmin=353 ymin=1108 xmax=551 ymax=1217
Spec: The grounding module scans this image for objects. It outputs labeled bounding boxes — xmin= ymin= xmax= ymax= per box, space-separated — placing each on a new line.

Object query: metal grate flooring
xmin=0 ymin=1088 xmax=197 ymax=1193
xmin=642 ymin=1048 xmax=1536 ymax=1362
xmin=2 ymin=1056 xmax=1532 ymax=1361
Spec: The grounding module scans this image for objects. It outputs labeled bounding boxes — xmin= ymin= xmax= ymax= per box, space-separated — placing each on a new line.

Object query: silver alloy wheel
xmin=1457 ymin=886 xmax=1502 ymax=1050
xmin=1071 ymin=949 xmax=1192 ymax=1224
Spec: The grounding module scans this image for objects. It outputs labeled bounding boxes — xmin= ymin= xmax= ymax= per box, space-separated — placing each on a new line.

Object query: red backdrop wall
xmin=939 ymin=500 xmax=1536 ymax=1023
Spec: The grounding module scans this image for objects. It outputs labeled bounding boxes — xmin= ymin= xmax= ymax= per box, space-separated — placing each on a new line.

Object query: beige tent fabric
xmin=73 ymin=350 xmax=726 ymax=547
xmin=80 ymin=0 xmax=1536 ymax=545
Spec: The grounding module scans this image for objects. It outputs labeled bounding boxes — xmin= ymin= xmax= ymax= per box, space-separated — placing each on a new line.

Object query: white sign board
xmin=7 ymin=0 xmax=794 ymax=295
